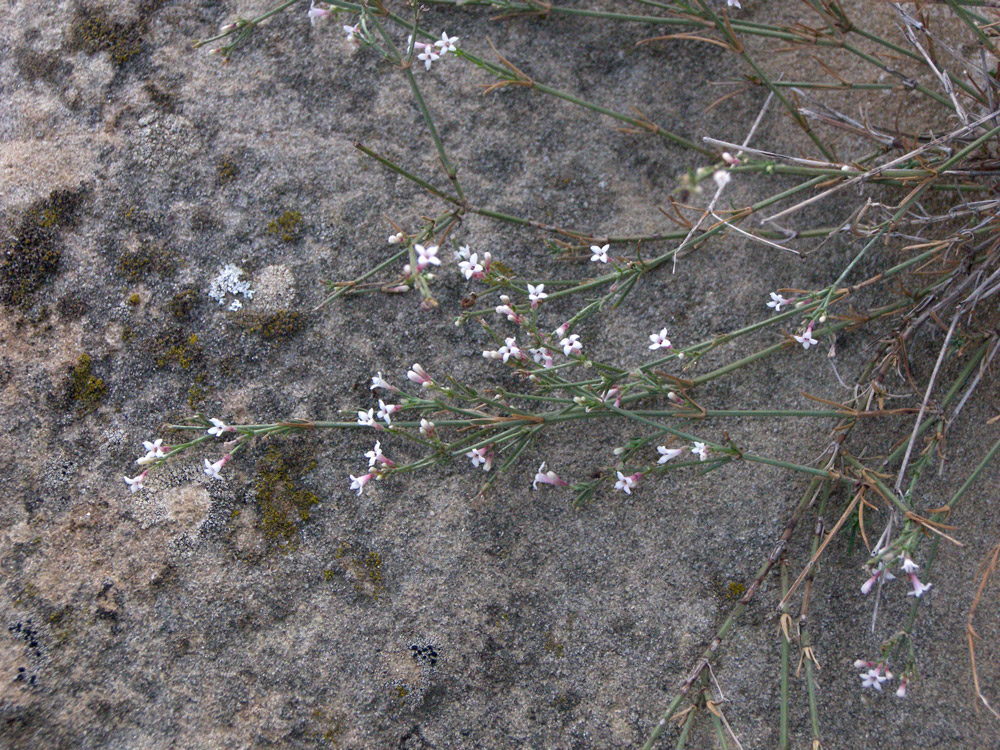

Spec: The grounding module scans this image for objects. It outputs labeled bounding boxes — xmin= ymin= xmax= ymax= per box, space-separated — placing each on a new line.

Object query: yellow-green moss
xmin=68 ymin=354 xmax=107 ymax=412
xmin=266 ymin=210 xmax=303 ymax=243
xmin=253 ymin=447 xmax=319 ymax=551
xmin=117 ymin=245 xmax=178 ymax=282
xmin=187 ymin=383 xmax=206 ymax=410
xmin=217 ymin=157 xmax=240 ymax=185
xmin=543 ymin=630 xmax=565 ymax=658
xmin=153 ymin=329 xmax=202 ymax=370
xmin=168 ymin=287 xmax=199 ymax=320
xmin=726 ymin=581 xmax=746 ymax=600
xmin=69 ymin=10 xmax=142 ymax=66
xmin=322 ymin=569 xmax=336 ymax=581
xmin=126 ymin=293 xmax=140 ymax=306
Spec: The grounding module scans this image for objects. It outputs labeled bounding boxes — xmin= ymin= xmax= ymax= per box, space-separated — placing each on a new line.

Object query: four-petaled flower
xmin=899 ymin=555 xmax=919 ymax=574
xmin=532 ymin=462 xmax=569 ymax=490
xmin=417 ymin=47 xmax=440 ymax=70
xmin=434 ymin=32 xmax=459 ymax=53
xmin=357 ymin=408 xmax=379 ymax=428
xmin=377 ymin=399 xmax=400 ymax=425
xmin=767 ymin=292 xmax=790 ymax=312
xmin=649 ymin=328 xmax=672 ymax=350
xmin=614 ymin=471 xmax=640 ymax=494
xmin=123 ymin=470 xmax=149 ymax=493
xmin=137 ymin=439 xmax=168 ymax=465
xmin=691 ymin=442 xmax=710 ymax=461
xmin=860 ymin=667 xmax=890 ymax=691
xmin=906 ymin=572 xmax=932 ymax=598
xmin=203 ymin=454 xmax=231 ymax=481
xmin=458 ymin=252 xmax=484 ymax=280
xmin=657 ymin=446 xmax=684 ymax=464
xmin=590 ymin=244 xmax=610 ymax=263
xmin=497 ymin=337 xmax=522 ymax=363
xmin=371 ymin=371 xmax=396 ymax=392
xmin=207 ymin=418 xmax=232 ymax=437
xmin=794 ymin=323 xmax=819 ymax=350
xmin=527 ymin=283 xmax=547 ymax=308
xmin=407 ymin=364 xmax=433 ymax=387
xmin=415 ymin=244 xmax=441 ymax=270
xmin=350 ymin=472 xmax=374 ymax=495
xmin=560 ymin=334 xmax=582 ymax=356
xmin=365 ymin=440 xmax=394 ymax=468
xmin=466 ymin=447 xmax=492 ymax=471
xmin=530 ymin=347 xmax=554 ymax=368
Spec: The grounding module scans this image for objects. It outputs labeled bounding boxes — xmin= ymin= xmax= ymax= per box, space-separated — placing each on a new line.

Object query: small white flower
xmin=434 ymin=32 xmax=459 ymax=53
xmin=497 ymin=337 xmax=522 ymax=363
xmin=343 ymin=23 xmax=360 ymax=41
xmin=495 ymin=301 xmax=521 ymax=323
xmin=900 ymin=555 xmax=919 ymax=574
xmin=419 ymin=419 xmax=435 ymax=437
xmin=648 ymin=328 xmax=672 ymax=350
xmin=458 ymin=252 xmax=484 ymax=280
xmin=614 ymin=471 xmax=639 ymax=494
xmin=713 ymin=170 xmax=731 ymax=190
xmin=204 ymin=455 xmax=230 ymax=481
xmin=794 ymin=326 xmax=819 ymax=349
xmin=123 ymin=471 xmax=148 ymax=493
xmin=727 ymin=0 xmax=741 ymax=7
xmin=691 ymin=442 xmax=709 ymax=461
xmin=896 ymin=678 xmax=908 ymax=698
xmin=466 ymin=447 xmax=492 ymax=471
xmin=207 ymin=418 xmax=231 ymax=437
xmin=370 ymin=371 xmax=396 ymax=392
xmin=657 ymin=446 xmax=684 ymax=464
xmin=860 ymin=668 xmax=888 ymax=691
xmin=560 ymin=334 xmax=582 ymax=357
xmin=417 ymin=47 xmax=440 ymax=70
xmin=350 ymin=472 xmax=374 ymax=495
xmin=415 ymin=244 xmax=441 ymax=270
xmin=308 ymin=1 xmax=331 ymax=26
xmin=455 ymin=245 xmax=471 ymax=261
xmin=767 ymin=292 xmax=790 ymax=312
xmin=527 ymin=283 xmax=547 ymax=308
xmin=142 ymin=439 xmax=166 ymax=459
xmin=529 ymin=347 xmax=554 ymax=368
xmin=377 ymin=399 xmax=399 ymax=425
xmin=590 ymin=244 xmax=609 ymax=263
xmin=906 ymin=573 xmax=932 ymax=598
xmin=357 ymin=408 xmax=378 ymax=428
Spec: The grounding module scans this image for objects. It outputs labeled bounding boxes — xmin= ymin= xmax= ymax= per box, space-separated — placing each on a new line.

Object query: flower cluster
xmin=861 ymin=555 xmax=932 ymax=598
xmin=411 ymin=32 xmax=460 ymax=71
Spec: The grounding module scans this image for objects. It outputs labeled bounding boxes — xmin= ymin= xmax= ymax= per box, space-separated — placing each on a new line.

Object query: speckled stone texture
xmin=2 ymin=1 xmax=1000 ymax=748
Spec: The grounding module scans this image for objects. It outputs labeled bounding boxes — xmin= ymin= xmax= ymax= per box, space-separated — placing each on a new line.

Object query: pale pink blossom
xmin=370 ymin=371 xmax=397 ymax=392
xmin=203 ymin=454 xmax=232 ymax=481
xmin=357 ymin=408 xmax=380 ymax=429
xmin=308 ymin=1 xmax=331 ymax=25
xmin=691 ymin=442 xmax=709 ymax=461
xmin=343 ymin=23 xmax=360 ymax=41
xmin=615 ymin=471 xmax=640 ymax=494
xmin=900 ymin=555 xmax=919 ymax=574
xmin=794 ymin=323 xmax=819 ymax=350
xmin=417 ymin=47 xmax=440 ymax=70
xmin=407 ymin=364 xmax=433 ymax=387
xmin=350 ymin=472 xmax=375 ymax=495
xmin=906 ymin=573 xmax=932 ymax=598
xmin=434 ymin=32 xmax=459 ymax=53
xmin=415 ymin=244 xmax=441 ymax=270
xmin=419 ymin=419 xmax=435 ymax=437
xmin=657 ymin=446 xmax=684 ymax=464
xmin=377 ymin=399 xmax=400 ymax=425
xmin=123 ymin=470 xmax=149 ymax=493
xmin=365 ymin=440 xmax=394 ymax=468
xmin=207 ymin=418 xmax=233 ymax=437
xmin=532 ymin=462 xmax=569 ymax=490
xmin=466 ymin=447 xmax=493 ymax=471
xmin=388 ymin=232 xmax=406 ymax=245
xmin=767 ymin=292 xmax=790 ymax=312
xmin=530 ymin=347 xmax=554 ymax=368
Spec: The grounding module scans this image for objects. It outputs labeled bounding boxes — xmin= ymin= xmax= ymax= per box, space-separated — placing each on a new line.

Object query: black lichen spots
xmin=253 ymin=446 xmax=318 ymax=551
xmin=266 ymin=210 xmax=304 ymax=243
xmin=1 ymin=189 xmax=85 ymax=308
xmin=67 ymin=353 xmax=107 ymax=413
xmin=410 ymin=643 xmax=438 ymax=667
xmin=8 ymin=619 xmax=43 ymax=687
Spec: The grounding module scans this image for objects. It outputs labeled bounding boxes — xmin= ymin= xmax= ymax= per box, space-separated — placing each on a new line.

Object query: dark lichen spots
xmin=168 ymin=286 xmax=200 ymax=320
xmin=239 ymin=309 xmax=306 ymax=340
xmin=216 ymin=157 xmax=240 ymax=185
xmin=1 ymin=189 xmax=84 ymax=307
xmin=266 ymin=211 xmax=303 ymax=243
xmin=67 ymin=353 xmax=107 ymax=412
xmin=116 ymin=245 xmax=178 ymax=282
xmin=15 ymin=45 xmax=73 ymax=84
xmin=253 ymin=447 xmax=319 ymax=551
xmin=144 ymin=83 xmax=176 ymax=113
xmin=56 ymin=294 xmax=89 ymax=320
xmin=189 ymin=206 xmax=219 ymax=233
xmin=69 ymin=8 xmax=143 ymax=66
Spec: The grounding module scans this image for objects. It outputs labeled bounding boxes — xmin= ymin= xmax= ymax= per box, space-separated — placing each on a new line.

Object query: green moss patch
xmin=253 ymin=447 xmax=318 ymax=551
xmin=67 ymin=354 xmax=107 ymax=413
xmin=266 ymin=210 xmax=303 ymax=243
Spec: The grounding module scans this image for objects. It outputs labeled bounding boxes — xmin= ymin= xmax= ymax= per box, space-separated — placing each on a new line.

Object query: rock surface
xmin=2 ymin=1 xmax=999 ymax=748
